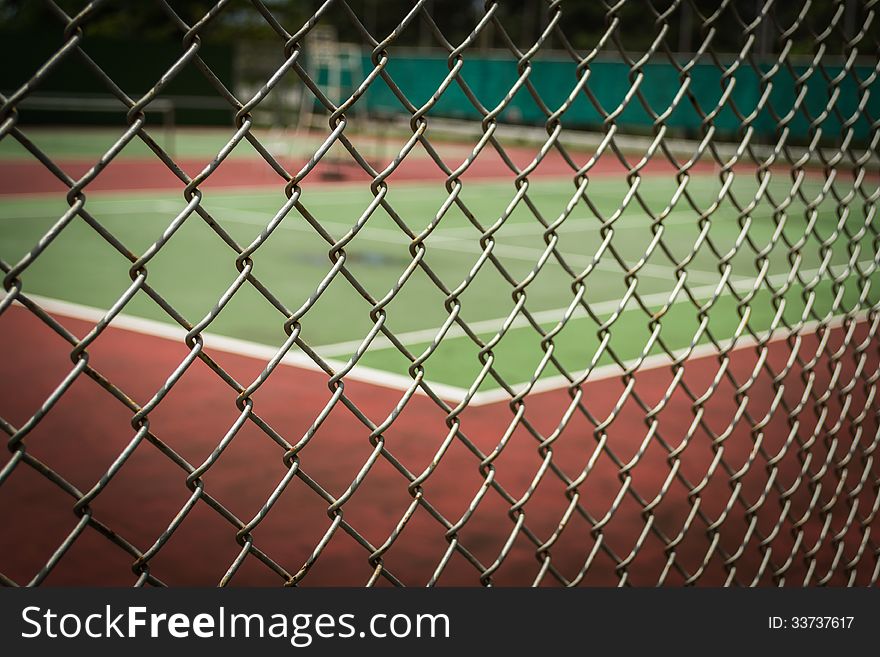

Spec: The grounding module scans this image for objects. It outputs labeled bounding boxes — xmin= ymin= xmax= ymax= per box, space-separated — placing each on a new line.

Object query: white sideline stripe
xmin=0 ymin=195 xmax=829 ymax=287
xmin=434 ymin=204 xmax=781 ymax=238
xmin=0 ymin=198 xmax=720 ymax=283
xmin=0 ymin=197 xmax=821 ymax=286
xmin=318 ymin=285 xmax=711 ymax=358
xmin=0 ymin=170 xmax=777 ymax=218
xmin=0 ymin=190 xmax=828 ymax=286
xmin=0 ymin=195 xmax=711 ymax=243
xmin=0 ymin=167 xmax=731 ymax=207
xmin=467 ymin=310 xmax=871 ymax=406
xmin=0 ymin=195 xmax=784 ymax=272
xmin=16 ymin=294 xmax=469 ymax=404
xmin=464 ymin=258 xmax=874 ymax=403
xmin=0 ymin=180 xmax=669 ymax=214
xmin=436 ymin=211 xmax=695 ymax=237
xmin=0 ymin=195 xmax=720 ymax=242
xmin=13 ymin=293 xmax=870 ymax=410
xmin=0 ymin=199 xmax=183 ymax=219
xmin=316 ymin=259 xmax=875 ymax=357
xmin=207 ymin=204 xmax=723 ymax=284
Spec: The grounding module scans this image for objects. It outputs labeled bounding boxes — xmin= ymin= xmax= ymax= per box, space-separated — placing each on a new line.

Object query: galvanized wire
xmin=0 ymin=0 xmax=878 ymax=587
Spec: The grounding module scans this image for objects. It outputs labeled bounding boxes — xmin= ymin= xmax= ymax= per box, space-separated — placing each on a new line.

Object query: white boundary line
xmin=207 ymin=203 xmax=724 ymax=284
xmin=17 ymin=294 xmax=469 ymax=403
xmin=0 ymin=197 xmax=724 ymax=283
xmin=316 ymin=260 xmax=875 ymax=357
xmin=13 ymin=288 xmax=873 ymax=409
xmin=4 ymin=192 xmax=872 ymax=407
xmin=0 ymin=180 xmax=823 ymax=290
xmin=0 ymin=165 xmax=732 ymax=204
xmin=467 ymin=311 xmax=871 ymax=406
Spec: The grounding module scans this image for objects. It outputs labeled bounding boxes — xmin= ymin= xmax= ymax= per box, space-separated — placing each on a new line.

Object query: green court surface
xmin=1 ymin=174 xmax=877 ymax=391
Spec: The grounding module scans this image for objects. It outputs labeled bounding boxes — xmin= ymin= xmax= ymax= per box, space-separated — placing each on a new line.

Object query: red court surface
xmin=1 ymin=303 xmax=876 ymax=586
xmin=0 ymin=145 xmax=737 ymax=197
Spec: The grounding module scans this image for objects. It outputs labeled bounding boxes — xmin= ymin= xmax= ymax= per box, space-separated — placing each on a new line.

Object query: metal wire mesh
xmin=1 ymin=0 xmax=879 ymax=586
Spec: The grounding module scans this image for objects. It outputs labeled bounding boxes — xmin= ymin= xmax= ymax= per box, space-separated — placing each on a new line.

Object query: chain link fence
xmin=1 ymin=0 xmax=879 ymax=586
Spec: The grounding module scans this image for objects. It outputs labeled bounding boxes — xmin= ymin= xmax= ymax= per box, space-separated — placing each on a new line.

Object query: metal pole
xmin=844 ymin=0 xmax=858 ymax=41
xmin=419 ymin=0 xmax=433 ymax=49
xmin=757 ymin=0 xmax=772 ymax=60
xmin=678 ymin=1 xmax=693 ymax=55
xmin=366 ymin=0 xmax=379 ymax=37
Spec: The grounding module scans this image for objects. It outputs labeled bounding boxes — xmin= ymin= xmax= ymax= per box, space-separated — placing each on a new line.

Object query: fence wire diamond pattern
xmin=0 ymin=0 xmax=879 ymax=587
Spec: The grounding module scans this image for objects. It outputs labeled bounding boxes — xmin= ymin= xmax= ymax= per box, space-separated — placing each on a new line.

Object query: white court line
xmin=4 ymin=199 xmax=867 ymax=399
xmin=0 ymin=199 xmax=184 ymax=219
xmin=16 ymin=294 xmax=468 ymax=404
xmin=0 ymin=192 xmax=821 ymax=286
xmin=13 ymin=291 xmax=870 ymax=409
xmin=0 ymin=195 xmax=725 ymax=256
xmin=317 ymin=283 xmax=720 ymax=358
xmin=0 ymin=196 xmax=816 ymax=289
xmin=0 ymin=178 xmax=584 ymax=208
xmin=0 ymin=195 xmax=764 ymax=312
xmin=208 ymin=203 xmax=724 ymax=284
xmin=435 ymin=210 xmax=696 ymax=238
xmin=316 ymin=260 xmax=875 ymax=357
xmin=0 ymin=170 xmax=770 ymax=216
xmin=434 ymin=203 xmax=784 ymax=238
xmin=467 ymin=310 xmax=871 ymax=406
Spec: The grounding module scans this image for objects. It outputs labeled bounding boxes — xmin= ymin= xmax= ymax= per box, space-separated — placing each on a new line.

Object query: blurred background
xmin=1 ymin=0 xmax=875 ymax=157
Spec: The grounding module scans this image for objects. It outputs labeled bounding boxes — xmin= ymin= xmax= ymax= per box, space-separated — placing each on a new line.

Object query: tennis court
xmin=3 ymin=138 xmax=877 ymax=586
xmin=3 ymin=144 xmax=876 ymax=398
